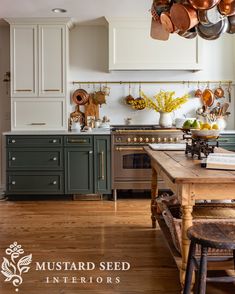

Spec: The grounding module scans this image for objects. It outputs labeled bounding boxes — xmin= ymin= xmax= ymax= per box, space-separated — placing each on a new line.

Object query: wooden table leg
xmin=151 ymin=167 xmax=158 ymax=228
xmin=181 ymin=205 xmax=193 ymax=292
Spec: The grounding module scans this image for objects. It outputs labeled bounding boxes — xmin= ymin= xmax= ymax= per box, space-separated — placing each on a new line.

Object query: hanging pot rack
xmin=72 ymin=80 xmax=233 ymax=85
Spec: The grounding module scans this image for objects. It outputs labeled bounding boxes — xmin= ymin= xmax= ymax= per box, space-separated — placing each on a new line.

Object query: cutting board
xmin=84 ymin=94 xmax=99 ymax=124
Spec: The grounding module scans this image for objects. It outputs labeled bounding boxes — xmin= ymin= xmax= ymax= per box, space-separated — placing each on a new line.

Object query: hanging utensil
xmin=150 ymin=17 xmax=170 ymax=40
xmin=197 ymin=17 xmax=229 ymax=40
xmin=125 ymin=82 xmax=135 ymax=105
xmin=221 ymin=102 xmax=230 ymax=115
xmin=228 ymin=82 xmax=232 ymax=102
xmin=198 ymin=6 xmax=224 ymax=26
xmin=218 ymin=0 xmax=235 ymax=16
xmin=160 ymin=12 xmax=176 ymax=33
xmin=194 ymin=81 xmax=203 ymax=98
xmin=202 ymin=82 xmax=214 ymax=107
xmin=214 ymin=82 xmax=225 ymax=98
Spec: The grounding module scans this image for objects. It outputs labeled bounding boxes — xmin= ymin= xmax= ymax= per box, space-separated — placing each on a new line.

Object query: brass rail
xmin=115 ymin=147 xmax=144 ymax=151
xmin=72 ymin=80 xmax=233 ymax=85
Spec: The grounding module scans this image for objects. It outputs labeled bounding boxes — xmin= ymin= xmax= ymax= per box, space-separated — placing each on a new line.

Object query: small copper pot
xmin=170 ymin=3 xmax=199 ymax=31
xmin=188 ymin=0 xmax=221 ymax=10
xmin=214 ymin=86 xmax=224 ymax=98
xmin=72 ymin=89 xmax=89 ymax=105
xmin=218 ymin=0 xmax=235 ymax=16
xmin=160 ymin=12 xmax=176 ymax=33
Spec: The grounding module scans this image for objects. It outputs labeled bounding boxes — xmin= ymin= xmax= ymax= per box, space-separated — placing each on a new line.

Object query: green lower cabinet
xmin=218 ymin=134 xmax=235 ymax=151
xmin=94 ymin=136 xmax=111 ymax=194
xmin=6 ymin=172 xmax=64 ymax=195
xmin=65 ymin=147 xmax=94 ymax=194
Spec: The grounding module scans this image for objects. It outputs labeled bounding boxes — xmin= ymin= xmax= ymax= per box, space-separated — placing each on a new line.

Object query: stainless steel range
xmin=111 ymin=125 xmax=183 ymax=200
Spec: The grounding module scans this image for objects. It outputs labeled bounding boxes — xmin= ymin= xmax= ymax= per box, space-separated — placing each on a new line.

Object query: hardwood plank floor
xmin=0 ymin=198 xmax=234 ymax=293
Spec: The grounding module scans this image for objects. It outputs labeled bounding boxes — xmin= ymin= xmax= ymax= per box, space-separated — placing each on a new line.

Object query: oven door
xmin=113 ymin=146 xmax=151 ymax=181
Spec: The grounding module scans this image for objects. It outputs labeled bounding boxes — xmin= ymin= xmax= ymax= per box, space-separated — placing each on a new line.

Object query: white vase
xmin=159 ymin=112 xmax=173 ymax=128
xmin=216 ymin=117 xmax=227 ymax=130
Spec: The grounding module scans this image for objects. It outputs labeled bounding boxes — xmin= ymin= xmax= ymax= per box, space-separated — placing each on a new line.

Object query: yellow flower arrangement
xmin=142 ymin=90 xmax=189 ymax=113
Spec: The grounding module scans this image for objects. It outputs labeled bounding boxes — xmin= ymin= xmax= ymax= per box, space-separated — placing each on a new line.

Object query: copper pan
xmin=150 ymin=17 xmax=170 ymax=40
xmin=160 ymin=12 xmax=176 ymax=33
xmin=202 ymin=88 xmax=214 ymax=107
xmin=227 ymin=14 xmax=235 ymax=33
xmin=170 ymin=3 xmax=199 ymax=31
xmin=188 ymin=0 xmax=221 ymax=10
xmin=218 ymin=0 xmax=235 ymax=16
xmin=178 ymin=27 xmax=197 ymax=38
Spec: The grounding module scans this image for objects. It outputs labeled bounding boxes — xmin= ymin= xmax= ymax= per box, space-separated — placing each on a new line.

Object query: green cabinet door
xmin=94 ymin=135 xmax=111 ymax=194
xmin=65 ymin=147 xmax=94 ymax=194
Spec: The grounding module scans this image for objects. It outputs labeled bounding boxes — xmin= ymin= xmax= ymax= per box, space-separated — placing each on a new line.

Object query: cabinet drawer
xmin=6 ymin=136 xmax=63 ymax=147
xmin=65 ymin=136 xmax=93 ymax=147
xmin=6 ymin=172 xmax=64 ymax=195
xmin=7 ymin=148 xmax=63 ymax=170
xmin=11 ymin=98 xmax=66 ymax=130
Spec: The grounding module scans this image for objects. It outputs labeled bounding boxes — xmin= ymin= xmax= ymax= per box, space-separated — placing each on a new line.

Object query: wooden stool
xmin=183 ymin=223 xmax=235 ymax=294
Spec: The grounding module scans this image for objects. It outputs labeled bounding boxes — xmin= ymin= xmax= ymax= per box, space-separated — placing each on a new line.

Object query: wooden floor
xmin=0 ymin=198 xmax=234 ymax=294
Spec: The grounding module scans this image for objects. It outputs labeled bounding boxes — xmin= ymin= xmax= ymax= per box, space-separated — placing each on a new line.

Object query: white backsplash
xmin=69 ymin=25 xmax=235 ymax=129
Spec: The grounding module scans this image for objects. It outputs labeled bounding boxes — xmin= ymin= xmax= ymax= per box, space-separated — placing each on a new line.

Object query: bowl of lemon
xmin=190 ymin=122 xmax=220 ymax=139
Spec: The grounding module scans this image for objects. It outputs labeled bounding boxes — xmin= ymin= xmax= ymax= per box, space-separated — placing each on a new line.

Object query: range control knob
xmin=133 ymin=137 xmax=137 ymax=143
xmin=157 ymin=137 xmax=161 ymax=143
xmin=145 ymin=137 xmax=149 ymax=143
xmin=139 ymin=137 xmax=143 ymax=143
xmin=127 ymin=137 xmax=131 ymax=143
xmin=175 ymin=137 xmax=179 ymax=142
xmin=163 ymin=137 xmax=167 ymax=142
xmin=151 ymin=138 xmax=155 ymax=143
xmin=169 ymin=137 xmax=173 ymax=142
xmin=116 ymin=137 xmax=122 ymax=143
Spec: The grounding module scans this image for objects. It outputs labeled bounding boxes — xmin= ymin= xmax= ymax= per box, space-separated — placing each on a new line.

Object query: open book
xmin=206 ymin=153 xmax=235 ymax=170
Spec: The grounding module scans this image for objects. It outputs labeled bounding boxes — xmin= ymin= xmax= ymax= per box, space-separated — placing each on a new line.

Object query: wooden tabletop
xmin=145 ymin=147 xmax=235 ymax=184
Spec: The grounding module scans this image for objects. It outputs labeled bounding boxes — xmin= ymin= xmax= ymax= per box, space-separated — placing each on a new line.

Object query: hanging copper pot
xmin=160 ymin=12 xmax=176 ymax=33
xmin=188 ymin=0 xmax=221 ymax=10
xmin=214 ymin=86 xmax=225 ymax=98
xmin=170 ymin=3 xmax=199 ymax=31
xmin=202 ymin=88 xmax=214 ymax=107
xmin=150 ymin=17 xmax=170 ymax=40
xmin=218 ymin=0 xmax=235 ymax=16
xmin=72 ymin=89 xmax=89 ymax=105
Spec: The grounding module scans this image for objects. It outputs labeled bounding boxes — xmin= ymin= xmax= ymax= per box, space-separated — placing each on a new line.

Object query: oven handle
xmin=115 ymin=147 xmax=144 ymax=151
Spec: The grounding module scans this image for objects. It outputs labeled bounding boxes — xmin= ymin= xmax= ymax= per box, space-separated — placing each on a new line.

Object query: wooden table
xmin=144 ymin=147 xmax=235 ymax=289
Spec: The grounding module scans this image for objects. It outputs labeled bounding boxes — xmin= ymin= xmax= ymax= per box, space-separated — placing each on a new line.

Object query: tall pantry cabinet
xmin=6 ymin=18 xmax=72 ymax=130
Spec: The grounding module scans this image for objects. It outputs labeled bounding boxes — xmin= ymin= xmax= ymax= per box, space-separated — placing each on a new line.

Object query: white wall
xmin=0 ymin=25 xmax=10 ymax=191
xmin=69 ymin=25 xmax=235 ymax=128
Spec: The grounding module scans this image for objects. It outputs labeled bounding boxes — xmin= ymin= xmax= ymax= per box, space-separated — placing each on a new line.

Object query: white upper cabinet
xmin=107 ymin=18 xmax=203 ymax=71
xmin=39 ymin=25 xmax=66 ymax=97
xmin=11 ymin=25 xmax=38 ymax=97
xmin=8 ymin=18 xmax=69 ymax=98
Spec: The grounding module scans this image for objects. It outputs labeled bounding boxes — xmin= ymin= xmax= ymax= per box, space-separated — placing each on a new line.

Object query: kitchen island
xmin=144 ymin=146 xmax=235 ymax=290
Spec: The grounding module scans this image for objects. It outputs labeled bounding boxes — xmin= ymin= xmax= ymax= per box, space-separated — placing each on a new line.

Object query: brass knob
xmin=11 ymin=181 xmax=16 ymax=185
xmin=52 ymin=139 xmax=57 ymax=143
xmin=11 ymin=139 xmax=16 ymax=143
xmin=151 ymin=137 xmax=155 ymax=143
xmin=52 ymin=181 xmax=57 ymax=185
xmin=133 ymin=137 xmax=137 ymax=142
xmin=169 ymin=137 xmax=173 ymax=142
xmin=157 ymin=138 xmax=161 ymax=143
xmin=163 ymin=137 xmax=167 ymax=142
xmin=139 ymin=137 xmax=143 ymax=142
xmin=127 ymin=137 xmax=131 ymax=143
xmin=175 ymin=137 xmax=179 ymax=142
xmin=12 ymin=157 xmax=16 ymax=161
xmin=53 ymin=157 xmax=57 ymax=161
xmin=145 ymin=137 xmax=149 ymax=143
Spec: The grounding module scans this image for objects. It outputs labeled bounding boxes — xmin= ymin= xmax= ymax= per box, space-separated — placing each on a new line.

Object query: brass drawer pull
xmin=16 ymin=89 xmax=32 ymax=92
xmin=68 ymin=139 xmax=87 ymax=143
xmin=52 ymin=181 xmax=57 ymax=185
xmin=52 ymin=157 xmax=57 ymax=161
xmin=11 ymin=139 xmax=16 ymax=144
xmin=30 ymin=123 xmax=46 ymax=126
xmin=44 ymin=89 xmax=60 ymax=92
xmin=115 ymin=147 xmax=144 ymax=151
xmin=52 ymin=139 xmax=57 ymax=143
xmin=11 ymin=157 xmax=16 ymax=161
xmin=99 ymin=151 xmax=105 ymax=180
xmin=89 ymin=151 xmax=93 ymax=154
xmin=11 ymin=181 xmax=16 ymax=185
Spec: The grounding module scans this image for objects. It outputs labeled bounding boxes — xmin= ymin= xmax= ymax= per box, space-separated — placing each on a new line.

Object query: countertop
xmin=2 ymin=129 xmax=235 ymax=136
xmin=2 ymin=128 xmax=111 ymax=136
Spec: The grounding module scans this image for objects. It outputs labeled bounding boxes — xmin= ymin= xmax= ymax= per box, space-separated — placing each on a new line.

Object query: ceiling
xmin=0 ymin=0 xmax=152 ymax=25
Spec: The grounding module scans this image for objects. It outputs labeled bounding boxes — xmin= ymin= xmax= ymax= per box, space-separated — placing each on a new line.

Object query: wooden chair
xmin=183 ymin=223 xmax=235 ymax=294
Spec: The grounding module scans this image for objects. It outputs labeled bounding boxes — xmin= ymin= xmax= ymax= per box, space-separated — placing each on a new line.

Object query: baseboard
xmin=73 ymin=194 xmax=103 ymax=201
